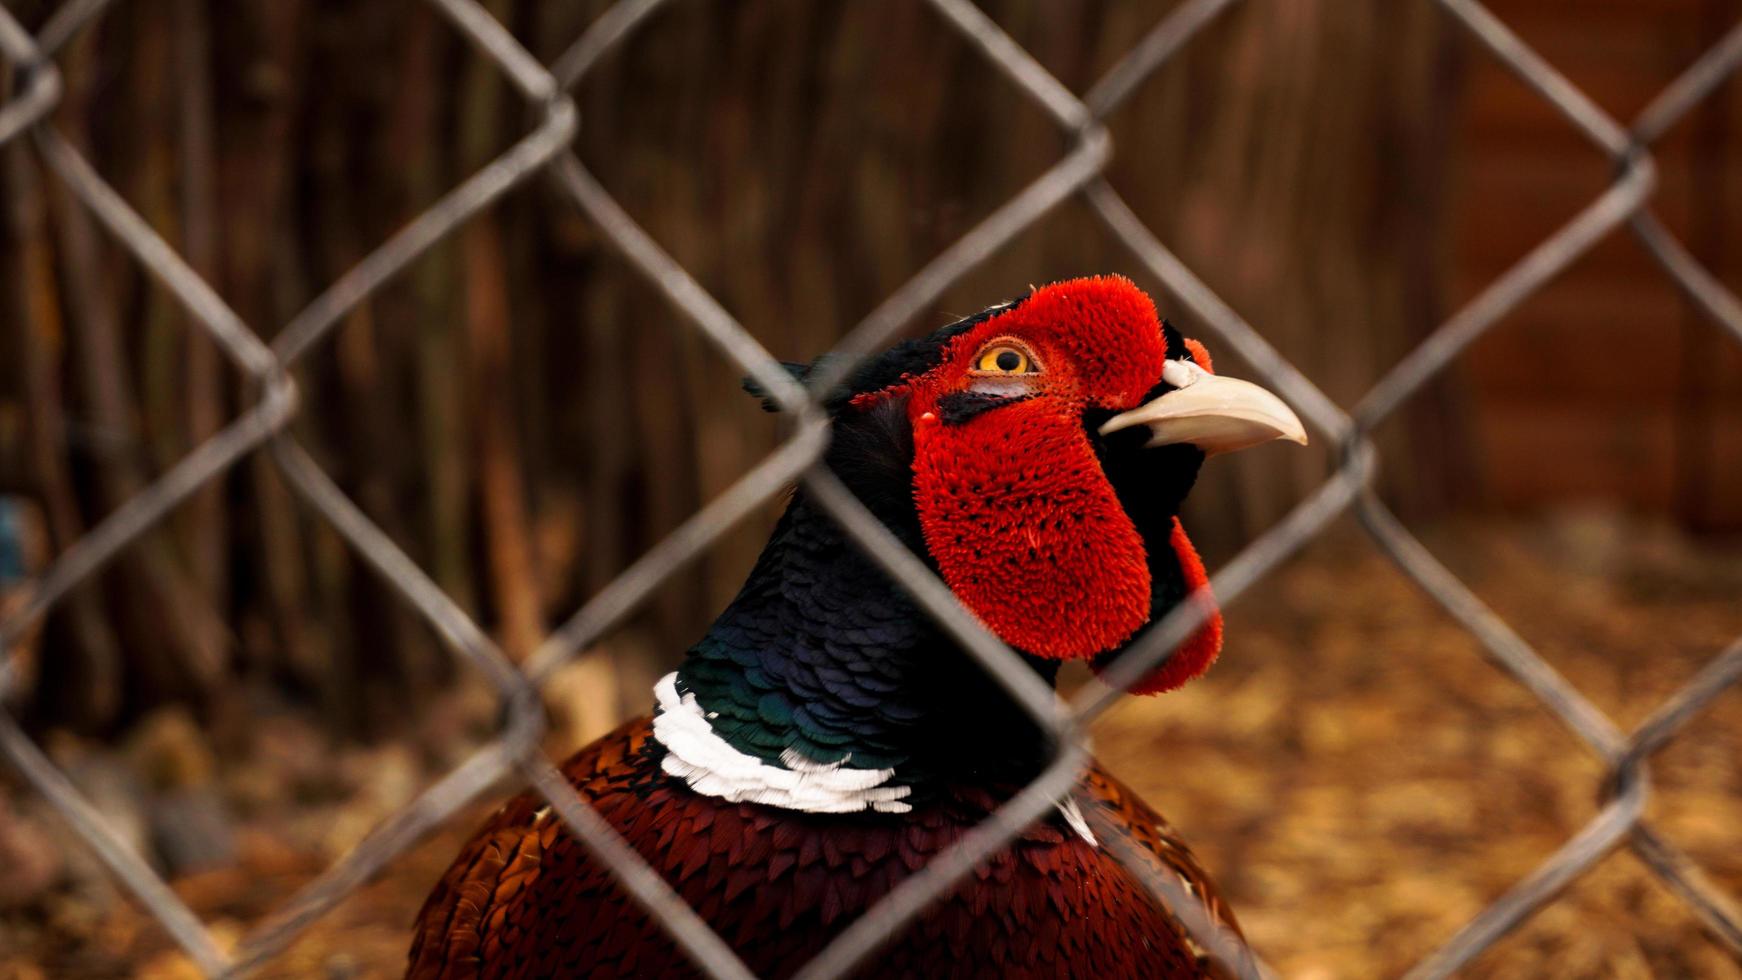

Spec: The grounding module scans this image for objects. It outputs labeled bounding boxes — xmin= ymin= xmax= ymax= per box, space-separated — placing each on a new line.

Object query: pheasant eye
xmin=972 ymin=342 xmax=1037 ymax=375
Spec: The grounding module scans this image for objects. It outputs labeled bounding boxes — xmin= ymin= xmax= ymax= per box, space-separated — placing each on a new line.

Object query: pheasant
xmin=408 ymin=275 xmax=1305 ymax=978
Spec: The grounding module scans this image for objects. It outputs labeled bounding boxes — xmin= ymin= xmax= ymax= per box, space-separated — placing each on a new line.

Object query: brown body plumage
xmin=408 ymin=718 xmax=1246 ymax=978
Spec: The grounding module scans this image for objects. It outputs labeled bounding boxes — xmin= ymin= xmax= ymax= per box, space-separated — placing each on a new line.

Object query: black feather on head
xmin=740 ymin=294 xmax=1033 ymax=414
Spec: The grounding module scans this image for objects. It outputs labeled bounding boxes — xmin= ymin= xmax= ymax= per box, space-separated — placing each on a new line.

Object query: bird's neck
xmin=656 ymin=493 xmax=1057 ymax=813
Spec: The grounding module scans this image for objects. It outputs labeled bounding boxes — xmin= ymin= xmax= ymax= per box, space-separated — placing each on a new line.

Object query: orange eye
xmin=973 ymin=343 xmax=1036 ymax=375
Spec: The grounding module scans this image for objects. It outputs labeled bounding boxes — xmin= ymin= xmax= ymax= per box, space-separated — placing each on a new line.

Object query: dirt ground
xmin=2 ymin=510 xmax=1739 ymax=978
xmin=1096 ymin=511 xmax=1742 ymax=979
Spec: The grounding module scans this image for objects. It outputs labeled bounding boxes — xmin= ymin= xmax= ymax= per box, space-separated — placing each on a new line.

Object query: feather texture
xmin=406 ymin=718 xmax=1244 ymax=979
xmin=653 ymin=672 xmax=914 ymax=814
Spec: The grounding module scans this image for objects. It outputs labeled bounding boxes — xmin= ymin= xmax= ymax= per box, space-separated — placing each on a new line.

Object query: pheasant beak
xmin=1098 ymin=360 xmax=1308 ymax=456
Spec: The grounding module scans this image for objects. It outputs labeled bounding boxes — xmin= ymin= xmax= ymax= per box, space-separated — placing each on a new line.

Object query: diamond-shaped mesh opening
xmin=569 ymin=2 xmax=1076 ymax=357
xmin=1090 ymin=523 xmax=1616 ymax=968
xmin=1465 ymin=851 xmax=1741 ymax=976
xmin=4 ymin=606 xmax=514 ymax=971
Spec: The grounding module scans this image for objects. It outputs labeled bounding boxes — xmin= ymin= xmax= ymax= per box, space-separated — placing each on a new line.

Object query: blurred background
xmin=0 ymin=0 xmax=1739 ymax=976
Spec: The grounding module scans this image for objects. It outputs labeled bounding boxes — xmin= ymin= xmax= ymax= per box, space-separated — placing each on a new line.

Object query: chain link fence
xmin=2 ymin=0 xmax=1741 ymax=976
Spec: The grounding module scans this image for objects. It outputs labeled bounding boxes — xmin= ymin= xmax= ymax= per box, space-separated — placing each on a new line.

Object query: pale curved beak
xmin=1098 ymin=360 xmax=1309 ymax=456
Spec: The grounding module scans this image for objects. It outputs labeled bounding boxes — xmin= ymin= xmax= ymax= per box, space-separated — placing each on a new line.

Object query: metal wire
xmin=1 ymin=0 xmax=1739 ymax=976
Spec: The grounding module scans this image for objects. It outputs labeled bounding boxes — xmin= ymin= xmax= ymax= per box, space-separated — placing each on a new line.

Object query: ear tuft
xmin=739 ymin=294 xmax=1028 ymax=415
xmin=1161 ymin=319 xmax=1216 ymax=374
xmin=741 ymin=362 xmax=811 ymax=413
xmin=1182 ymin=337 xmax=1214 ymax=374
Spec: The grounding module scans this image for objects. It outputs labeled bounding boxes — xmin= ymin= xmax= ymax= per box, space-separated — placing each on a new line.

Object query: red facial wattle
xmin=910 ymin=394 xmax=1155 ymax=660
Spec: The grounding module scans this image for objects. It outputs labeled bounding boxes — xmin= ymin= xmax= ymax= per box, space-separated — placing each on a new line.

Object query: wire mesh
xmin=1 ymin=0 xmax=1739 ymax=977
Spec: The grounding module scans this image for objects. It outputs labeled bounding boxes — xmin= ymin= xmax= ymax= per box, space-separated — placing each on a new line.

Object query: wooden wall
xmin=1451 ymin=0 xmax=1742 ymax=529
